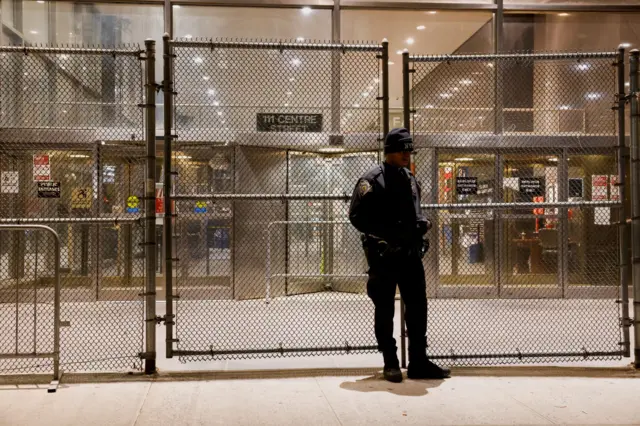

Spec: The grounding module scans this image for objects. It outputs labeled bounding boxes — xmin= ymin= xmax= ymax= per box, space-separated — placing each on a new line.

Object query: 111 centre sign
xmin=257 ymin=113 xmax=323 ymax=133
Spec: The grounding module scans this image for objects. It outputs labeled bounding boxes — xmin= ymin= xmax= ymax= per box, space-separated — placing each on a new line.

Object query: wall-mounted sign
xmin=257 ymin=113 xmax=323 ymax=132
xmin=569 ymin=178 xmax=584 ymax=198
xmin=37 ymin=182 xmax=60 ymax=198
xmin=456 ymin=177 xmax=478 ymax=195
xmin=71 ymin=188 xmax=92 ymax=209
xmin=33 ymin=154 xmax=51 ymax=182
xmin=519 ymin=177 xmax=545 ymax=195
xmin=127 ymin=195 xmax=140 ymax=213
xmin=194 ymin=200 xmax=207 ymax=214
xmin=1 ymin=171 xmax=19 ymax=194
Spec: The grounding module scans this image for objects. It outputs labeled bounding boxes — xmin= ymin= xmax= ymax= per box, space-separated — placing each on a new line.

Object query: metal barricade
xmin=0 ymin=225 xmax=60 ymax=389
xmin=403 ymin=50 xmax=630 ymax=365
xmin=163 ymin=38 xmax=387 ymax=360
xmin=0 ymin=43 xmax=156 ymax=374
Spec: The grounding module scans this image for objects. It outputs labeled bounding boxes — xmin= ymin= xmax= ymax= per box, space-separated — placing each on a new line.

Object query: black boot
xmin=382 ymin=350 xmax=403 ymax=383
xmin=407 ymin=357 xmax=451 ymax=380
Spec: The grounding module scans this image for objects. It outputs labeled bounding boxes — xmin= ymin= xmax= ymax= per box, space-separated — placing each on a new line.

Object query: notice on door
xmin=71 ymin=187 xmax=92 ymax=209
xmin=37 ymin=182 xmax=61 ymax=198
xmin=519 ymin=177 xmax=545 ymax=195
xmin=33 ymin=154 xmax=51 ymax=182
xmin=456 ymin=177 xmax=478 ymax=195
xmin=1 ymin=171 xmax=19 ymax=194
xmin=257 ymin=113 xmax=323 ymax=132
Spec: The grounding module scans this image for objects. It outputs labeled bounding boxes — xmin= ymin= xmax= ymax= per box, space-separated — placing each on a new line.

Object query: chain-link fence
xmin=163 ymin=38 xmax=387 ymax=360
xmin=404 ymin=50 xmax=629 ymax=364
xmin=0 ymin=44 xmax=151 ymax=374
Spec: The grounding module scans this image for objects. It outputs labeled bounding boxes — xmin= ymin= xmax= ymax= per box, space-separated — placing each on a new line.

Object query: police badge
xmin=359 ymin=179 xmax=372 ymax=196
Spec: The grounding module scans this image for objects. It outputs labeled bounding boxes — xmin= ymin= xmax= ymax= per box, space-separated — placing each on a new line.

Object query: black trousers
xmin=366 ymin=250 xmax=428 ymax=361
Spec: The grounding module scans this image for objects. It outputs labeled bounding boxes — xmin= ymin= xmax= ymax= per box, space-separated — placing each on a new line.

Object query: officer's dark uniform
xmin=349 ymin=128 xmax=450 ymax=382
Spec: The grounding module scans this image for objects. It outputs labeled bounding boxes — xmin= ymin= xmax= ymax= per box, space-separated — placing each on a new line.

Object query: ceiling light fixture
xmin=206 ymin=89 xmax=215 ymax=96
xmin=203 ymin=76 xmax=210 ymax=81
xmin=455 ymin=157 xmax=473 ymax=162
xmin=417 ymin=25 xmax=426 ymax=30
xmin=406 ymin=37 xmax=415 ymax=45
xmin=558 ymin=12 xmax=570 ymax=17
xmin=296 ymin=37 xmax=305 ymax=42
xmin=460 ymin=79 xmax=473 ymax=85
xmin=291 ymin=58 xmax=302 ymax=66
xmin=301 ymin=6 xmax=312 ymax=15
xmin=388 ymin=61 xmax=395 ymax=65
xmin=428 ymin=11 xmax=437 ymax=15
xmin=194 ymin=57 xmax=203 ymax=64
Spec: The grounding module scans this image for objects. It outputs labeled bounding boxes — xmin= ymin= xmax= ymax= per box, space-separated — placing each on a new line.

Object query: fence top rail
xmin=409 ymin=51 xmax=618 ymax=63
xmin=169 ymin=37 xmax=383 ymax=52
xmin=0 ymin=45 xmax=143 ymax=56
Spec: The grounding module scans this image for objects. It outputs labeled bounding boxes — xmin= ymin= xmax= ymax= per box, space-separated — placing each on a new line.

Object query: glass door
xmin=436 ymin=151 xmax=496 ymax=296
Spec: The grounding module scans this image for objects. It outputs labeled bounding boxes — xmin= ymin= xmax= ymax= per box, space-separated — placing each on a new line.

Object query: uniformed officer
xmin=349 ymin=128 xmax=450 ymax=383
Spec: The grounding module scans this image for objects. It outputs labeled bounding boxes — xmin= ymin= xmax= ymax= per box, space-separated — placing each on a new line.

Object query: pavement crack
xmin=315 ymin=377 xmax=343 ymax=426
xmin=133 ymin=382 xmax=153 ymax=426
xmin=509 ymin=394 xmax=558 ymax=425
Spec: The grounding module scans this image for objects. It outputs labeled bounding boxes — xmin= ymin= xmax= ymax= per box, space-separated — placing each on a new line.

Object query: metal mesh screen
xmin=167 ymin=39 xmax=384 ymax=360
xmin=408 ymin=52 xmax=625 ymax=365
xmin=0 ymin=46 xmax=147 ymax=373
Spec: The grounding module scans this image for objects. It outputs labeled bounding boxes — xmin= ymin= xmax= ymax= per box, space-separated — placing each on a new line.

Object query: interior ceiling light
xmin=176 ymin=155 xmax=191 ymax=159
xmin=362 ymin=92 xmax=369 ymax=97
xmin=428 ymin=11 xmax=437 ymax=15
xmin=585 ymin=92 xmax=601 ymax=100
xmin=388 ymin=61 xmax=395 ymax=65
xmin=30 ymin=30 xmax=38 ymax=35
xmin=212 ymin=101 xmax=220 ymax=106
xmin=194 ymin=57 xmax=203 ymax=64
xmin=452 ymin=87 xmax=460 ymax=92
xmin=70 ymin=154 xmax=89 ymax=158
xmin=396 ymin=50 xmax=403 ymax=55
xmin=203 ymin=76 xmax=210 ymax=81
xmin=173 ymin=4 xmax=181 ymax=8
xmin=289 ymin=78 xmax=295 ymax=82
xmin=301 ymin=6 xmax=312 ymax=15
xmin=291 ymin=58 xmax=302 ymax=66
xmin=440 ymin=93 xmax=452 ymax=99
xmin=185 ymin=34 xmax=193 ymax=39
xmin=37 ymin=0 xmax=45 ymax=3
xmin=548 ymin=157 xmax=559 ymax=162
xmin=319 ymin=147 xmax=345 ymax=153
xmin=296 ymin=37 xmax=305 ymax=42
xmin=417 ymin=25 xmax=426 ymax=30
xmin=206 ymin=89 xmax=215 ymax=96
xmin=558 ymin=12 xmax=570 ymax=17
xmin=575 ymin=63 xmax=590 ymax=71
xmin=621 ymin=42 xmax=632 ymax=48
xmin=406 ymin=37 xmax=415 ymax=45
xmin=353 ymin=103 xmax=360 ymax=108
xmin=455 ymin=157 xmax=473 ymax=161
xmin=460 ymin=79 xmax=473 ymax=85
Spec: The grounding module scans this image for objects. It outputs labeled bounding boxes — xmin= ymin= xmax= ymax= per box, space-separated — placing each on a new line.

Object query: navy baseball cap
xmin=384 ymin=128 xmax=414 ymax=154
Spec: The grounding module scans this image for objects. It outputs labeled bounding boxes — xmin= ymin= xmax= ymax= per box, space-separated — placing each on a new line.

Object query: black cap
xmin=384 ymin=128 xmax=413 ymax=154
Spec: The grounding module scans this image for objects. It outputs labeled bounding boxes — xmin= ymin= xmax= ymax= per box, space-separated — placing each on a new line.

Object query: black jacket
xmin=349 ymin=162 xmax=429 ymax=247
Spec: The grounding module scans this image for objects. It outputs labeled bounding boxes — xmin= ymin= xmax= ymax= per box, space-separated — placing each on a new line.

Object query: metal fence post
xmin=629 ymin=49 xmax=640 ymax=368
xmin=163 ymin=33 xmax=175 ymax=359
xmin=617 ymin=47 xmax=631 ymax=358
xmin=143 ymin=39 xmax=157 ymax=374
xmin=400 ymin=48 xmax=411 ymax=370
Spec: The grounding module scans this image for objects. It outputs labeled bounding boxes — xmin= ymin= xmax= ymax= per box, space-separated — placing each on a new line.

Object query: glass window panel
xmin=173 ymin=6 xmax=332 ymax=40
xmin=342 ymin=10 xmax=494 ymax=115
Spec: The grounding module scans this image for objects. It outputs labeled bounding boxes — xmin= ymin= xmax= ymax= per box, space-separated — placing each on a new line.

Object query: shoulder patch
xmin=359 ymin=179 xmax=372 ymax=196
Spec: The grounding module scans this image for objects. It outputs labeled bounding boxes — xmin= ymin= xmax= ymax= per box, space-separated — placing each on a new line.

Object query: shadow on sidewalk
xmin=339 ymin=374 xmax=445 ymax=397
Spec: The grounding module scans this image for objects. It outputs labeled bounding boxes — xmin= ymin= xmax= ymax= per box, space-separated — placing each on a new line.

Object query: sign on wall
xmin=37 ymin=182 xmax=61 ymax=198
xmin=456 ymin=177 xmax=478 ymax=195
xmin=71 ymin=188 xmax=92 ymax=209
xmin=33 ymin=154 xmax=51 ymax=182
xmin=519 ymin=177 xmax=545 ymax=195
xmin=257 ymin=113 xmax=323 ymax=132
xmin=1 ymin=171 xmax=19 ymax=194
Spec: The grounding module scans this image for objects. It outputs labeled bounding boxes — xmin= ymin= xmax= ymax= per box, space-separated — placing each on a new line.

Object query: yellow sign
xmin=71 ymin=187 xmax=92 ymax=209
xmin=127 ymin=195 xmax=140 ymax=209
xmin=195 ymin=201 xmax=207 ymax=209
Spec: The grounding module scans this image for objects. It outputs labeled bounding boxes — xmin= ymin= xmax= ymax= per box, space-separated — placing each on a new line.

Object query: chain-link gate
xmin=163 ymin=38 xmax=388 ymax=360
xmin=403 ymin=50 xmax=630 ymax=365
xmin=0 ymin=44 xmax=156 ymax=375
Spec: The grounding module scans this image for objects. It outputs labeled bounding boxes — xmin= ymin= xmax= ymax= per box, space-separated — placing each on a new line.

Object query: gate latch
xmin=148 ymin=315 xmax=174 ymax=325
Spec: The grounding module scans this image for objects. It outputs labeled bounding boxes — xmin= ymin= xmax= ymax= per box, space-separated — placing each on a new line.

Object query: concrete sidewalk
xmin=1 ymin=374 xmax=639 ymax=425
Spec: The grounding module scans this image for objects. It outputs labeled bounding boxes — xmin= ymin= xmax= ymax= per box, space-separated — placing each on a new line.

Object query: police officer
xmin=349 ymin=128 xmax=450 ymax=383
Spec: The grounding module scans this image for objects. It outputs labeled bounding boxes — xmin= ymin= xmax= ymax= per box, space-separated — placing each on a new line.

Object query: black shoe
xmin=383 ymin=366 xmax=403 ymax=383
xmin=407 ymin=359 xmax=451 ymax=380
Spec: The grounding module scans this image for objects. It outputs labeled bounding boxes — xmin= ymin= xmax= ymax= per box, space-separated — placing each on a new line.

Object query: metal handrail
xmin=0 ymin=225 xmax=61 ymax=391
